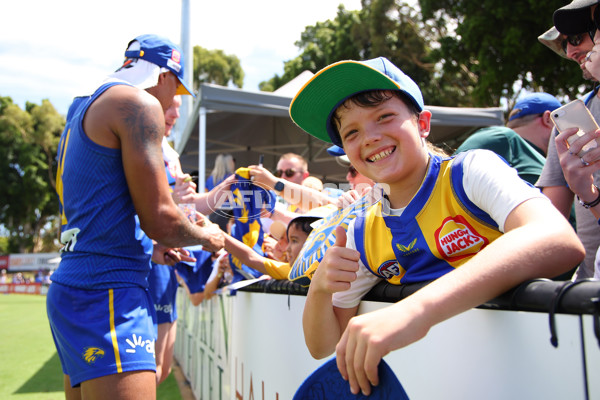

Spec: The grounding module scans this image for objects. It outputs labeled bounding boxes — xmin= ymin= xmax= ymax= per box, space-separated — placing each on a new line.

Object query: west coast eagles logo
xmin=435 ymin=215 xmax=489 ymax=262
xmin=82 ymin=347 xmax=105 ymax=365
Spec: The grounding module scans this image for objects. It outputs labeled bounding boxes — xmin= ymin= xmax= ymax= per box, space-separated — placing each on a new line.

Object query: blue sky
xmin=0 ymin=0 xmax=362 ymax=115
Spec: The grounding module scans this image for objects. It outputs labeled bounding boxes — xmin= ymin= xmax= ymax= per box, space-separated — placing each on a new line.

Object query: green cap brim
xmin=289 ymin=60 xmax=406 ymax=146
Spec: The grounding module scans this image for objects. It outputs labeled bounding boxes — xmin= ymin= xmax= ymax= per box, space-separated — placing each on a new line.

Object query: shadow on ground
xmin=14 ymin=352 xmax=63 ymax=394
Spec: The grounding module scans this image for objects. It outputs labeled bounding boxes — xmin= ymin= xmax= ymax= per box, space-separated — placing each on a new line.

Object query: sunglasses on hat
xmin=561 ymin=28 xmax=596 ymax=52
xmin=274 ymin=168 xmax=300 ymax=178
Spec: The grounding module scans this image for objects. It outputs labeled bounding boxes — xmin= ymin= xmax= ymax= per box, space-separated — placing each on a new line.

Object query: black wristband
xmin=274 ymin=180 xmax=285 ymax=192
xmin=577 ymin=185 xmax=600 ymax=209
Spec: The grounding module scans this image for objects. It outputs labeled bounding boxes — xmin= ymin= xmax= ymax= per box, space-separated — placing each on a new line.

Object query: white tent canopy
xmin=176 ymin=82 xmax=504 ymax=187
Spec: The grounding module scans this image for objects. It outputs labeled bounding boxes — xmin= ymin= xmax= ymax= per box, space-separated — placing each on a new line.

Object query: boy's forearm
xmin=303 ymin=289 xmax=342 ymax=359
xmin=406 ymin=218 xmax=584 ymax=331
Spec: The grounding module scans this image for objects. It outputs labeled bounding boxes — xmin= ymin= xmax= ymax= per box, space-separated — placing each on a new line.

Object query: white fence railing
xmin=175 ymin=281 xmax=600 ymax=400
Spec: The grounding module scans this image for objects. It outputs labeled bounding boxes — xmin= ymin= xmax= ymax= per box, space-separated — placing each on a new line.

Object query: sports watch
xmin=274 ymin=180 xmax=285 ymax=192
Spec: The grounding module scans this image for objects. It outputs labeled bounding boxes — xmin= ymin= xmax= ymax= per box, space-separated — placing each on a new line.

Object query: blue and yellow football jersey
xmin=53 ymin=82 xmax=153 ymax=289
xmin=353 ymin=153 xmax=503 ymax=285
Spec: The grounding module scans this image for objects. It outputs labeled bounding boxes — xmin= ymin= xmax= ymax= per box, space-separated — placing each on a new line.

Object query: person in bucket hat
xmin=554 ymin=0 xmax=599 ymax=35
xmin=47 ymin=34 xmax=224 ymax=398
xmin=538 ymin=26 xmax=569 ymax=59
xmin=291 ymin=57 xmax=584 ymax=396
xmin=535 ymin=0 xmax=600 ymax=281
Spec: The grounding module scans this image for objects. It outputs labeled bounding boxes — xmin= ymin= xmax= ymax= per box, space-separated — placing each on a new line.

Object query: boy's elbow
xmin=550 ymin=231 xmax=585 ymax=277
xmin=564 ymin=228 xmax=586 ymax=262
xmin=569 ymin=240 xmax=586 ymax=267
xmin=306 ymin=342 xmax=335 ymax=360
xmin=303 ymin=330 xmax=336 ymax=359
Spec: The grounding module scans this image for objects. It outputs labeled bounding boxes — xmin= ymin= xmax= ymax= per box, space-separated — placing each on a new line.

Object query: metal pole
xmin=176 ymin=0 xmax=193 ymax=151
xmin=199 ymin=106 xmax=206 ymax=192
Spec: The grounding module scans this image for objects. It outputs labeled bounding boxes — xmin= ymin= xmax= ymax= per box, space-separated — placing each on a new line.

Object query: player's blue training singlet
xmin=53 ymin=81 xmax=153 ymax=289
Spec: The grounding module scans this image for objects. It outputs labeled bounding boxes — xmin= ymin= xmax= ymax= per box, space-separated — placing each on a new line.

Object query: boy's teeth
xmin=369 ymin=149 xmax=392 ymax=162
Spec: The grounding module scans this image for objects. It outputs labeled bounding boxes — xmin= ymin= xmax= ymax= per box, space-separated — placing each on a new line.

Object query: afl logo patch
xmin=378 ymin=260 xmax=401 ymax=279
xmin=435 ymin=215 xmax=489 ymax=262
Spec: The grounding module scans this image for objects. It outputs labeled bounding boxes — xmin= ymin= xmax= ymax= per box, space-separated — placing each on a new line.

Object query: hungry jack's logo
xmin=435 ymin=215 xmax=489 ymax=262
xmin=171 ymin=49 xmax=181 ymax=64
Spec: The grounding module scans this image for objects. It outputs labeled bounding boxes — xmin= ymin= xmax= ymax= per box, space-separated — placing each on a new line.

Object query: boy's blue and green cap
xmin=289 ymin=57 xmax=424 ymax=147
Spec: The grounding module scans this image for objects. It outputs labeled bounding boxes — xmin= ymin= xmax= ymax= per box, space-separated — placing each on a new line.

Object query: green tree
xmin=259 ymin=5 xmax=363 ymax=91
xmin=192 ymin=46 xmax=244 ymax=90
xmin=259 ymin=2 xmax=461 ymax=105
xmin=419 ymin=0 xmax=591 ymax=107
xmin=0 ymin=97 xmax=63 ymax=253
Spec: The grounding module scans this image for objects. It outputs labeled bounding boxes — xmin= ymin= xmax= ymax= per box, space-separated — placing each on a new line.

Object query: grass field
xmin=0 ymin=293 xmax=184 ymax=400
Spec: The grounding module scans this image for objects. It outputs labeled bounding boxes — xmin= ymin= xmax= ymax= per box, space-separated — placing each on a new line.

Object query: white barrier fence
xmin=175 ymin=284 xmax=600 ymax=400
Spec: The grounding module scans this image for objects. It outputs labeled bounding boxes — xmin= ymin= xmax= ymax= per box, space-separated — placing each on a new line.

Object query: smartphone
xmin=550 ymin=99 xmax=600 ymax=156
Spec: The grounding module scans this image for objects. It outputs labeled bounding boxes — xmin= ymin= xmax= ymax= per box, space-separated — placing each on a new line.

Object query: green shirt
xmin=455 ymin=126 xmax=545 ymax=185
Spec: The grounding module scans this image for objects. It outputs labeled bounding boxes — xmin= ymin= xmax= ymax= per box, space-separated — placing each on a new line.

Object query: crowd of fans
xmin=0 ymin=269 xmax=52 ymax=285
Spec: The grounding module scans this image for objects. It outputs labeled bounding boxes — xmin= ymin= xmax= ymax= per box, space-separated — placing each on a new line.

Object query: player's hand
xmin=198 ymin=220 xmax=225 ymax=253
xmin=311 ymin=226 xmax=359 ymax=294
xmin=152 ymin=243 xmax=195 ymax=266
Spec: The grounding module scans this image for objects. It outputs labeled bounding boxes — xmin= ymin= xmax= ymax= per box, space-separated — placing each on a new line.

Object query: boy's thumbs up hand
xmin=334 ymin=225 xmax=347 ymax=247
xmin=312 ymin=225 xmax=360 ymax=294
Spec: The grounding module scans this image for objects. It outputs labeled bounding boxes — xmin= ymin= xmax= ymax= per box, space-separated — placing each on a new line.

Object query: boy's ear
xmin=417 ymin=110 xmax=432 ymax=138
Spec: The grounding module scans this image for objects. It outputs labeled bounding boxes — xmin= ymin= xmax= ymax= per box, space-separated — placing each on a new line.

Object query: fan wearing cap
xmin=536 ymin=0 xmax=600 ymax=281
xmin=455 ymin=92 xmax=561 ymax=185
xmin=47 ymin=34 xmax=225 ymax=398
xmin=289 ymin=57 xmax=584 ymax=396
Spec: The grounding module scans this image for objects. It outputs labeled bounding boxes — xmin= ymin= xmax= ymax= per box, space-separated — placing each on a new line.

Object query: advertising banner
xmin=8 ymin=253 xmax=60 ymax=271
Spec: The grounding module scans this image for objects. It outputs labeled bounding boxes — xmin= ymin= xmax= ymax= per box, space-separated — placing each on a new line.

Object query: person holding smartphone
xmin=564 ymin=1 xmax=600 ymax=280
xmin=534 ymin=0 xmax=600 ymax=280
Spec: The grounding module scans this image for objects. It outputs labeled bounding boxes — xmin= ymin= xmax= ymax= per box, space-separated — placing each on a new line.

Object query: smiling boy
xmin=289 ymin=57 xmax=585 ymax=396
